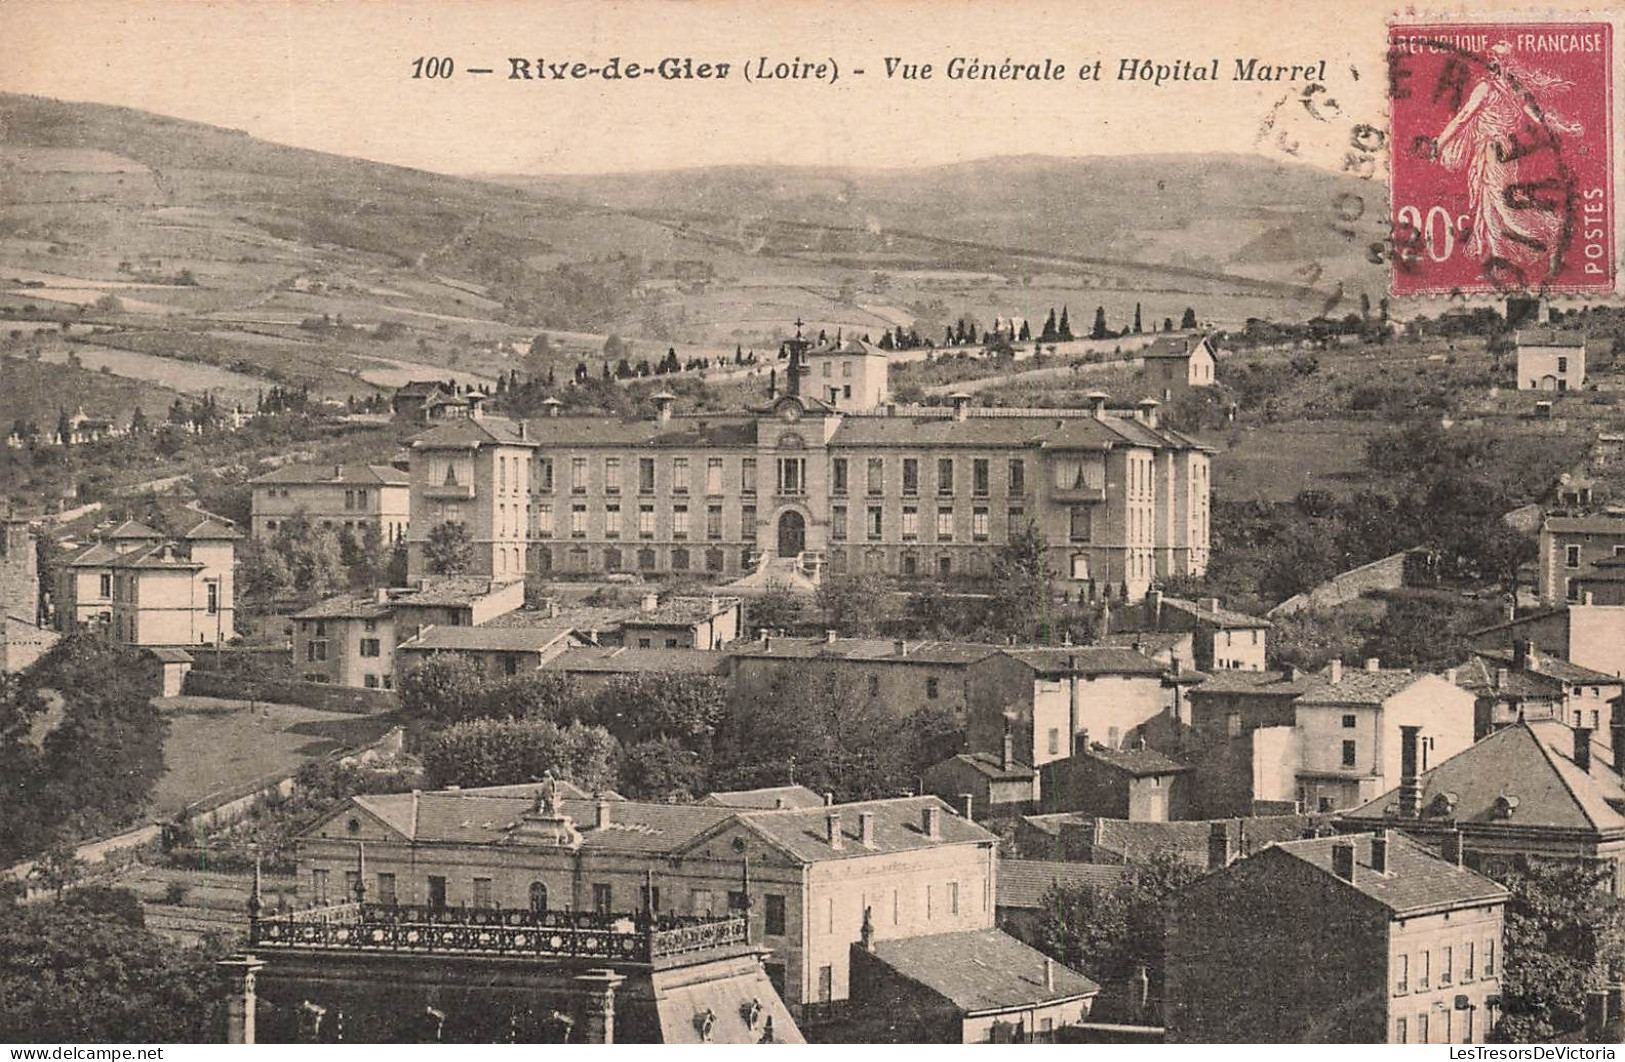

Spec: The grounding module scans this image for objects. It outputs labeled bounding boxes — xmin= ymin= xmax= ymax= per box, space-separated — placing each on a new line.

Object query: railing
xmin=251 ymin=904 xmax=747 ymax=964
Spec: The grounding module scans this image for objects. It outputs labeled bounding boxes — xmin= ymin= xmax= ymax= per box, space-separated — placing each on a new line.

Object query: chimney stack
xmin=1495 ymin=667 xmax=1509 ymax=690
xmin=543 ymin=397 xmax=562 ymax=417
xmin=1086 ymin=392 xmax=1109 ymax=420
xmin=1398 ymin=726 xmax=1424 ymax=819
xmin=1044 ymin=958 xmax=1055 ymax=992
xmin=1207 ymin=821 xmax=1231 ymax=871
xmin=1365 ymin=657 xmax=1381 ymax=672
xmin=333 ymin=464 xmax=343 ymax=479
xmin=1204 ymin=597 xmax=1221 ymax=614
xmin=1136 ymin=398 xmax=1160 ymax=429
xmin=949 ymin=393 xmax=971 ymax=422
xmin=960 ymin=793 xmax=974 ymax=820
xmin=1329 ymin=659 xmax=1343 ymax=685
xmin=894 ymin=639 xmax=908 ymax=657
xmin=1441 ymin=829 xmax=1465 ymax=867
xmin=824 ymin=791 xmax=834 ymax=806
xmin=1331 ymin=841 xmax=1357 ymax=883
xmin=922 ymin=805 xmax=941 ymax=840
xmin=858 ymin=811 xmax=875 ymax=849
xmin=595 ymin=797 xmax=612 ymax=831
xmin=1370 ymin=829 xmax=1390 ymax=874
xmin=826 ymin=812 xmax=844 ymax=850
xmin=1513 ymin=639 xmax=1531 ymax=671
xmin=640 ymin=591 xmax=659 ymax=614
xmin=653 ymin=392 xmax=676 ymax=425
xmin=1575 ymin=726 xmax=1594 ymax=772
xmin=1002 ymin=724 xmax=1015 ymax=773
xmin=825 ymin=628 xmax=838 ymax=644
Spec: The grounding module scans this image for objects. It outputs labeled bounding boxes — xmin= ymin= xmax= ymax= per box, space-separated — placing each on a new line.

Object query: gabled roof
xmin=177 ymin=516 xmax=242 ymax=540
xmin=397 ymin=625 xmax=575 ymax=654
xmin=1258 ymin=831 xmax=1508 ymax=916
xmin=1453 ymin=655 xmax=1566 ymax=700
xmin=701 ymin=795 xmax=995 ymax=864
xmin=1190 ymin=669 xmax=1315 ymax=697
xmin=395 ymin=380 xmax=451 ymax=398
xmin=1079 ymin=744 xmax=1189 ymax=777
xmin=410 ymin=415 xmax=535 ymax=450
xmin=106 ymin=519 xmax=163 ymax=541
xmin=866 ymin=930 xmax=1099 ymax=1013
xmin=996 ymin=859 xmax=1127 ymax=909
xmin=65 ymin=542 xmax=121 ymax=568
xmin=517 ymin=414 xmax=757 ymax=449
xmin=251 ymin=463 xmax=410 ymax=487
xmin=290 ymin=592 xmax=394 ymax=621
xmin=108 ymin=543 xmax=203 ymax=571
xmin=1293 ymin=665 xmax=1428 ymax=707
xmin=1019 ymin=813 xmax=1326 ymax=864
xmin=1141 ymin=333 xmax=1211 ymax=359
xmin=391 ymin=576 xmax=521 ymax=608
xmin=1467 ymin=649 xmax=1619 ymax=689
xmin=539 ymin=646 xmax=729 ymax=675
xmin=348 ymin=792 xmax=734 ymax=853
xmin=1544 ymin=515 xmax=1625 ymax=536
xmin=620 ymin=596 xmax=740 ymax=627
xmin=1002 ymin=646 xmax=1168 ymax=677
xmin=1515 ymin=330 xmax=1587 ymax=347
xmin=729 ymin=637 xmax=1004 ymax=666
xmin=697 ymin=785 xmax=827 ymax=810
xmin=931 ymin=752 xmax=1035 ymax=782
xmin=1343 ymin=720 xmax=1625 ymax=833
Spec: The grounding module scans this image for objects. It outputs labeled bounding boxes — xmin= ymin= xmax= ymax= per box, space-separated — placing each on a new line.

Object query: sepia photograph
xmin=0 ymin=0 xmax=1623 ymax=1047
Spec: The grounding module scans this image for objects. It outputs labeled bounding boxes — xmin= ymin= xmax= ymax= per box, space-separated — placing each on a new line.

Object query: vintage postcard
xmin=1 ymin=0 xmax=1624 ymax=1049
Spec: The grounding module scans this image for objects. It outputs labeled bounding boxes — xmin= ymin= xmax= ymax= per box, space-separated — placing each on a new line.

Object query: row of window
xmin=830 ymin=504 xmax=1004 ymax=542
xmin=537 ymin=456 xmax=738 ymax=497
xmin=539 ymin=502 xmax=746 ymax=541
xmin=535 ymin=544 xmax=747 ymax=575
xmin=1394 ymin=1005 xmax=1479 ymax=1045
xmin=1394 ymin=939 xmax=1494 ymax=996
xmin=531 ymin=455 xmax=1038 ymax=499
xmin=831 ymin=457 xmax=1024 ymax=498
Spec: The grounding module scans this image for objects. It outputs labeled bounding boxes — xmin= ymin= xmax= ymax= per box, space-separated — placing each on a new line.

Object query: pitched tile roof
xmin=351 ymin=792 xmax=734 ymax=852
xmin=697 ymin=785 xmax=828 ymax=810
xmin=729 ymin=637 xmax=1004 ymax=665
xmin=1453 ymin=655 xmax=1567 ymax=699
xmin=177 ymin=516 xmax=242 ymax=540
xmin=1141 ymin=334 xmax=1210 ymax=359
xmin=397 ymin=625 xmax=575 ymax=654
xmin=1265 ymin=831 xmax=1508 ymax=916
xmin=1019 ymin=813 xmax=1327 ymax=864
xmin=1158 ymin=595 xmax=1271 ymax=629
xmin=729 ymin=796 xmax=995 ymax=863
xmin=109 ymin=543 xmax=204 ymax=571
xmin=291 ymin=592 xmax=394 ymax=621
xmin=867 ymin=930 xmax=1099 ymax=1013
xmin=1003 ymin=646 xmax=1168 ymax=677
xmin=1096 ymin=631 xmax=1192 ymax=656
xmin=1515 ymin=330 xmax=1587 ymax=347
xmin=539 ymin=646 xmax=729 ymax=675
xmin=65 ymin=541 xmax=121 ymax=567
xmin=620 ymin=596 xmax=740 ymax=627
xmin=996 ymin=859 xmax=1127 ymax=909
xmin=1080 ymin=744 xmax=1189 ymax=777
xmin=1293 ymin=666 xmax=1426 ymax=706
xmin=106 ymin=519 xmax=163 ymax=540
xmin=517 ymin=414 xmax=759 ymax=449
xmin=392 ymin=576 xmax=521 ymax=608
xmin=1190 ymin=669 xmax=1315 ymax=697
xmin=251 ymin=463 xmax=409 ymax=487
xmin=1342 ymin=720 xmax=1625 ymax=834
xmin=1544 ymin=515 xmax=1625 ymax=536
xmin=1473 ymin=648 xmax=1621 ymax=685
xmin=410 ymin=415 xmax=534 ymax=450
xmin=486 ymin=605 xmax=631 ymax=633
xmin=933 ymin=752 xmax=1035 ymax=782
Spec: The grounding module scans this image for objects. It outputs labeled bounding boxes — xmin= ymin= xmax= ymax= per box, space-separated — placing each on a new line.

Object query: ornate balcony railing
xmin=250 ymin=903 xmax=747 ymax=964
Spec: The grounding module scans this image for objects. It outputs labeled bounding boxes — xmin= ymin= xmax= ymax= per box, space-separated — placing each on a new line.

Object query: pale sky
xmin=0 ymin=0 xmax=1596 ymax=176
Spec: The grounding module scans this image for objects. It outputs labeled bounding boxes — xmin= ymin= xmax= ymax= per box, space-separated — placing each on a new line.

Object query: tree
xmin=1088 ymin=306 xmax=1107 ymax=340
xmin=815 ymin=573 xmax=889 ymax=635
xmin=582 ymin=673 xmax=729 ymax=750
xmin=1059 ymin=305 xmax=1074 ymax=341
xmin=32 ymin=841 xmax=85 ymax=900
xmin=0 ymin=901 xmax=225 ymax=1041
xmin=1034 ymin=852 xmax=1203 ymax=1001
xmin=423 ymin=521 xmax=473 ymax=575
xmin=422 ymin=718 xmax=621 ymax=792
xmin=987 ymin=520 xmax=1052 ymax=642
xmin=748 ymin=584 xmax=803 ymax=632
xmin=397 ymin=653 xmax=489 ymax=724
xmin=620 ymin=738 xmax=707 ymax=803
xmin=1133 ymin=302 xmax=1143 ymax=333
xmin=1180 ymin=307 xmax=1199 ymax=330
xmin=1493 ymin=856 xmax=1625 ymax=1042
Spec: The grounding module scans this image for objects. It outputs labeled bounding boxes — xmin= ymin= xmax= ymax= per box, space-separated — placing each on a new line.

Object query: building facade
xmin=1516 ymin=330 xmax=1587 ymax=392
xmin=250 ymin=463 xmax=411 ymax=543
xmin=404 ymin=335 xmax=1212 ymax=601
xmin=107 ymin=519 xmax=239 ymax=647
xmin=1540 ymin=514 xmax=1625 ymax=605
xmin=1165 ymin=830 xmax=1507 ymax=1044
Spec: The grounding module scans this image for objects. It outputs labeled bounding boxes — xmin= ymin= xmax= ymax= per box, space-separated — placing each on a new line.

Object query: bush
xmin=422 ymin=718 xmax=621 ymax=792
xmin=163 ymin=882 xmax=190 ymax=906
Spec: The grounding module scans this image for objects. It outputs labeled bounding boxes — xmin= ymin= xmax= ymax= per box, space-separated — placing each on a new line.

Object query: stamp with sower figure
xmin=1387 ymin=20 xmax=1615 ymax=297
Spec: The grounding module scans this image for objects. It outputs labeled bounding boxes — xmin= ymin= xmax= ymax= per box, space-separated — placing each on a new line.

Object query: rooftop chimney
xmin=1370 ymin=829 xmax=1391 ymax=874
xmin=1001 ymin=725 xmax=1015 ymax=773
xmin=922 ymin=805 xmax=941 ymax=840
xmin=652 ymin=392 xmax=676 ymax=425
xmin=1044 ymin=958 xmax=1055 ymax=992
xmin=595 ymin=797 xmax=612 ymax=831
xmin=894 ymin=639 xmax=907 ymax=657
xmin=774 ymin=797 xmax=787 ymax=809
xmin=1146 ymin=589 xmax=1163 ymax=626
xmin=1136 ymin=398 xmax=1161 ymax=428
xmin=825 ymin=628 xmax=838 ymax=644
xmin=640 ymin=591 xmax=659 ymax=614
xmin=1495 ymin=667 xmax=1509 ymax=690
xmin=824 ymin=791 xmax=834 ymax=806
xmin=1365 ymin=657 xmax=1380 ymax=672
xmin=1204 ymin=598 xmax=1221 ymax=614
xmin=826 ymin=812 xmax=843 ymax=850
xmin=1207 ymin=821 xmax=1231 ymax=871
xmin=960 ymin=793 xmax=974 ymax=820
xmin=1086 ymin=392 xmax=1109 ymax=421
xmin=543 ymin=397 xmax=562 ymax=417
xmin=1331 ymin=841 xmax=1357 ymax=883
xmin=375 ymin=588 xmax=390 ymax=604
xmin=1398 ymin=725 xmax=1423 ymax=819
xmin=1329 ymin=659 xmax=1343 ymax=685
xmin=332 ymin=464 xmax=343 ymax=479
xmin=1513 ymin=639 xmax=1531 ymax=671
xmin=1575 ymin=726 xmax=1594 ymax=772
xmin=1442 ymin=829 xmax=1465 ymax=867
xmin=949 ymin=393 xmax=971 ymax=422
xmin=516 ymin=421 xmax=528 ymax=441
xmin=858 ymin=811 xmax=875 ymax=849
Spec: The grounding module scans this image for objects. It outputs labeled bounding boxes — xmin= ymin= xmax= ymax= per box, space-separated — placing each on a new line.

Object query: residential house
xmin=1181 ymin=668 xmax=1315 ymax=816
xmin=1340 ymin=719 xmax=1625 ymax=895
xmin=108 ymin=517 xmax=239 ymax=647
xmin=394 ymin=623 xmax=580 ymax=682
xmin=55 ymin=519 xmax=166 ymax=632
xmin=390 ymin=380 xmax=453 ymax=422
xmin=1455 ymin=641 xmax=1623 ymax=736
xmin=1095 ymin=630 xmax=1194 ymax=668
xmin=1470 ymin=603 xmax=1625 ymax=678
xmin=250 ymin=463 xmax=410 ymax=544
xmin=1516 ymin=329 xmax=1586 ymax=391
xmin=1290 ymin=661 xmax=1476 ymax=813
xmin=923 ymin=738 xmax=1039 ymax=818
xmin=1139 ymin=333 xmax=1217 ymax=402
xmin=845 ymin=929 xmax=1099 ymax=1042
xmin=298 ymin=787 xmax=998 ymax=1014
xmin=537 ymin=646 xmax=732 ymax=691
xmin=1574 ymin=555 xmax=1625 ymax=606
xmin=1118 ymin=590 xmax=1269 ymax=672
xmin=966 ymin=646 xmax=1178 ymax=780
xmin=404 ymin=328 xmax=1214 ymax=601
xmin=1037 ymin=743 xmax=1191 ymax=820
xmin=1538 ymin=513 xmax=1625 ymax=605
xmin=615 ymin=593 xmax=742 ymax=649
xmin=1165 ymin=830 xmax=1507 ymax=1043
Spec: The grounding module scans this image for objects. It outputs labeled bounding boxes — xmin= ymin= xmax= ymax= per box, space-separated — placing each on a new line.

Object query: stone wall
xmin=1267 ymin=550 xmax=1413 ymax=618
xmin=183 ymin=670 xmax=398 ymax=714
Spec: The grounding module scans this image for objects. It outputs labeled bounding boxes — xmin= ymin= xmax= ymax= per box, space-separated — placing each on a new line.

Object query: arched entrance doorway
xmin=777 ymin=510 xmax=806 ymax=557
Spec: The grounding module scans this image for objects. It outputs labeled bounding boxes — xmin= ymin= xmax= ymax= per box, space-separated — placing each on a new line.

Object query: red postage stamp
xmin=1388 ymin=21 xmax=1615 ymax=296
